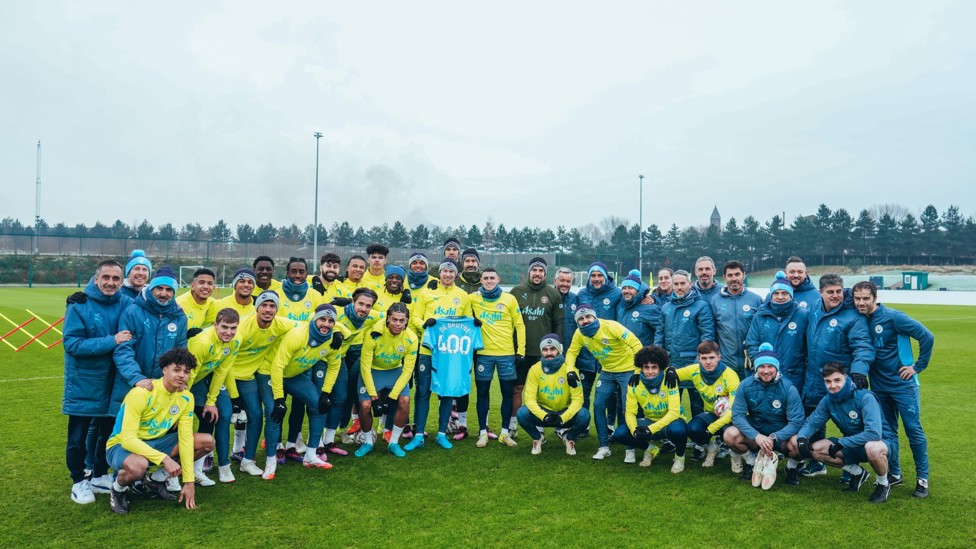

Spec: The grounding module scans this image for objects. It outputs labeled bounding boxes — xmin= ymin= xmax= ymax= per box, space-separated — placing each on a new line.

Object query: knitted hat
xmin=408 ymin=252 xmax=429 ymax=268
xmin=443 ymin=237 xmax=462 ymax=253
xmin=439 ymin=258 xmax=459 ymax=273
xmin=588 ymin=262 xmax=609 ymax=280
xmin=539 ymin=333 xmax=563 ymax=354
xmin=146 ymin=266 xmax=177 ymax=292
xmin=312 ymin=303 xmax=338 ymax=322
xmin=753 ymin=342 xmax=780 ymax=371
xmin=232 ymin=267 xmax=256 ymax=287
xmin=621 ymin=270 xmax=642 ymax=291
xmin=385 ymin=265 xmax=407 ymax=279
xmin=528 ymin=257 xmax=548 ymax=274
xmin=254 ymin=290 xmax=280 ymax=309
xmin=574 ymin=303 xmax=596 ymax=323
xmin=770 ymin=271 xmax=793 ymax=297
xmin=461 ymin=248 xmax=480 ymax=262
xmin=125 ymin=249 xmax=152 ymax=277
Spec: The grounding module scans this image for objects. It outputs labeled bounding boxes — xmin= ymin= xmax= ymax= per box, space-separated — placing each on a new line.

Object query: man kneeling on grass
xmin=105 ymin=348 xmax=214 ymax=514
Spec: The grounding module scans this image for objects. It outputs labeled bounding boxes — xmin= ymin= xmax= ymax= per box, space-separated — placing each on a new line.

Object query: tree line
xmin=2 ymin=203 xmax=973 ymax=271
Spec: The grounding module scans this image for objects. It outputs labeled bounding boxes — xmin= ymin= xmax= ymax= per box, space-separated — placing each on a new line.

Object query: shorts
xmin=517 ymin=355 xmax=540 ymax=385
xmin=357 ymin=367 xmax=409 ymax=401
xmin=475 ymin=355 xmax=516 ymax=382
xmin=828 ymin=436 xmax=894 ymax=466
xmin=107 ymin=431 xmax=179 ymax=471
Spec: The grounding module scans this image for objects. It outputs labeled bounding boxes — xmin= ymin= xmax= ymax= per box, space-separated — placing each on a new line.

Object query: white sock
xmin=233 ymin=430 xmax=246 ymax=453
xmin=379 ymin=414 xmax=387 ymax=426
xmin=501 ymin=428 xmax=510 ymax=436
xmin=364 ymin=430 xmax=376 ymax=444
xmin=265 ymin=456 xmax=277 ymax=469
xmin=438 ymin=431 xmax=446 ymax=437
xmin=286 ymin=442 xmax=296 ymax=450
xmin=458 ymin=412 xmax=467 ymax=426
xmin=787 ymin=458 xmax=800 ymax=469
xmin=480 ymin=429 xmax=488 ymax=436
xmin=843 ymin=464 xmax=864 ymax=475
xmin=744 ymin=452 xmax=756 ymax=466
xmin=113 ymin=480 xmax=128 ymax=492
xmin=509 ymin=417 xmax=517 ymax=430
xmin=324 ymin=429 xmax=336 ymax=445
xmin=537 ymin=426 xmax=545 ymax=433
xmin=150 ymin=468 xmax=169 ymax=482
xmin=391 ymin=426 xmax=404 ymax=444
xmin=351 ymin=413 xmax=359 ymax=421
xmin=304 ymin=447 xmax=317 ymax=461
xmin=276 ymin=442 xmax=284 ymax=450
xmin=877 ymin=474 xmax=889 ymax=486
xmin=194 ymin=457 xmax=205 ymax=471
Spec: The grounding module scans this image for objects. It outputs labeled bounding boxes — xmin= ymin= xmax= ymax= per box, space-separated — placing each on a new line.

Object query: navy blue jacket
xmin=746 ymin=300 xmax=809 ymax=391
xmin=654 ymin=289 xmax=716 ymax=367
xmin=709 ymin=287 xmax=762 ymax=376
xmin=617 ymin=285 xmax=661 ymax=346
xmin=110 ymin=290 xmax=188 ymax=414
xmin=865 ymin=304 xmax=935 ymax=394
xmin=62 ymin=280 xmax=132 ymax=416
xmin=803 ymin=296 xmax=874 ymax=408
xmin=732 ymin=374 xmax=804 ymax=441
xmin=798 ymin=378 xmax=895 ymax=450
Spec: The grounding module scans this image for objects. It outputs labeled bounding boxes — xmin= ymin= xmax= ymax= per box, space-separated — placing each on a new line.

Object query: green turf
xmin=1 ymin=289 xmax=974 ymax=547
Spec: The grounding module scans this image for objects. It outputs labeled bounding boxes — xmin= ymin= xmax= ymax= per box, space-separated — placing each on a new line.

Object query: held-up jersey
xmin=467 ymin=292 xmax=526 ymax=356
xmin=106 ymin=382 xmax=196 ymax=482
xmin=187 ymin=327 xmax=240 ymax=406
xmin=213 ymin=294 xmax=255 ymax=318
xmin=413 ymin=284 xmax=470 ymax=356
xmin=176 ymin=292 xmax=217 ymax=330
xmin=360 ymin=324 xmax=418 ymax=398
xmin=269 ymin=323 xmax=347 ymax=399
xmin=422 ymin=316 xmax=483 ymax=397
xmin=523 ymin=361 xmax=583 ymax=423
xmin=625 ymin=380 xmax=682 ymax=435
xmin=565 ymin=320 xmax=642 ymax=374
xmin=676 ymin=364 xmax=740 ymax=433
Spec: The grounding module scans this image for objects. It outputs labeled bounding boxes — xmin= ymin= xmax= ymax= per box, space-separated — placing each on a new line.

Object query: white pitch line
xmin=0 ymin=376 xmax=61 ymax=383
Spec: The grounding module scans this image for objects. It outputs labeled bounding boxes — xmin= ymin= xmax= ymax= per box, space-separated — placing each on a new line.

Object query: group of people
xmin=61 ymin=240 xmax=934 ymax=514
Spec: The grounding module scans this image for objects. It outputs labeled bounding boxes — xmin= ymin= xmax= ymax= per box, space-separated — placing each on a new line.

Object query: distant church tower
xmin=710 ymin=206 xmax=721 ymax=230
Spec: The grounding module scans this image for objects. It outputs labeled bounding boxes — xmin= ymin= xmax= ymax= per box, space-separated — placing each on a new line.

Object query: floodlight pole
xmin=638 ymin=174 xmax=644 ymax=275
xmin=313 ymin=132 xmax=323 ymax=264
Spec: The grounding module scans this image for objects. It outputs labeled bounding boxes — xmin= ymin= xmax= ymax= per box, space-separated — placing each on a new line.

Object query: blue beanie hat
xmin=439 ymin=258 xmax=459 ymax=273
xmin=385 ymin=265 xmax=407 ymax=279
xmin=125 ymin=249 xmax=152 ymax=277
xmin=574 ymin=303 xmax=596 ymax=322
xmin=312 ymin=303 xmax=338 ymax=322
xmin=770 ymin=271 xmax=793 ymax=297
xmin=232 ymin=267 xmax=256 ymax=287
xmin=408 ymin=252 xmax=429 ymax=267
xmin=753 ymin=342 xmax=780 ymax=371
xmin=254 ymin=290 xmax=280 ymax=309
xmin=146 ymin=266 xmax=177 ymax=292
xmin=621 ymin=269 xmax=642 ymax=291
xmin=588 ymin=262 xmax=609 ymax=280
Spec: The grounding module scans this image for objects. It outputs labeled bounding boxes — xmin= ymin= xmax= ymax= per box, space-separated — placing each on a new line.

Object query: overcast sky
xmin=2 ymin=1 xmax=974 ymax=236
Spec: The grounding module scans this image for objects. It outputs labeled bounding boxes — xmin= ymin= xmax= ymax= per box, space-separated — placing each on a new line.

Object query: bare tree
xmin=870 ymin=204 xmax=911 ymax=223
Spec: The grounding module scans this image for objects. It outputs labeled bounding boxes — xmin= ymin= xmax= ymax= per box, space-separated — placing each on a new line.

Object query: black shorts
xmin=517 ymin=355 xmax=541 ymax=386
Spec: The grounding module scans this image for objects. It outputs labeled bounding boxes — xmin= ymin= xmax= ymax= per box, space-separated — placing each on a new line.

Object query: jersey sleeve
xmin=624 ymin=388 xmax=640 ymax=434
xmin=177 ymin=402 xmax=196 ymax=483
xmin=564 ymin=332 xmax=585 ymax=371
xmin=206 ymin=342 xmax=238 ymax=406
xmin=360 ymin=332 xmax=379 ymax=398
xmin=840 ymin=393 xmax=884 ymax=449
xmin=62 ymin=305 xmax=116 ymax=358
xmin=269 ymin=334 xmax=294 ymax=400
xmin=513 ymin=300 xmax=526 ymax=356
xmin=847 ymin=315 xmax=875 ymax=376
xmin=892 ymin=310 xmax=935 ymax=372
xmin=561 ymin=366 xmax=584 ymax=424
xmin=797 ymin=397 xmax=830 ymax=440
xmin=321 ymin=349 xmax=343 ymax=394
xmin=390 ymin=337 xmax=418 ymax=397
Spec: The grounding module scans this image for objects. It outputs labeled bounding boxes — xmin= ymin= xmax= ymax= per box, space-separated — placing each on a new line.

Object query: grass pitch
xmin=0 ymin=288 xmax=974 ymax=548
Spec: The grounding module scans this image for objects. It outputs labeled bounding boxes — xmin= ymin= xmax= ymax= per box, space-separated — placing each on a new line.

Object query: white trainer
xmin=294 ymin=435 xmax=307 ymax=454
xmin=761 ymin=452 xmax=779 ymax=490
xmin=302 ymin=454 xmax=333 ymax=469
xmin=499 ymin=433 xmax=518 ymax=448
xmin=476 ymin=433 xmax=489 ymax=448
xmin=166 ymin=477 xmax=181 ymax=492
xmin=671 ymin=455 xmax=686 ymax=474
xmin=90 ymin=474 xmax=113 ymax=494
xmin=262 ymin=461 xmax=277 ymax=480
xmin=640 ymin=448 xmax=657 ymax=468
xmin=218 ymin=464 xmax=235 ymax=483
xmin=752 ymin=453 xmax=767 ymax=487
xmin=240 ymin=459 xmax=263 ymax=477
xmin=624 ymin=449 xmax=637 ymax=464
xmin=703 ymin=441 xmax=719 ymax=468
xmin=71 ymin=480 xmax=95 ymax=504
xmin=564 ymin=438 xmax=576 ymax=456
xmin=730 ymin=453 xmax=744 ymax=474
xmin=531 ymin=438 xmax=543 ymax=455
xmin=195 ymin=469 xmax=216 ymax=486
xmin=592 ymin=446 xmax=612 ymax=460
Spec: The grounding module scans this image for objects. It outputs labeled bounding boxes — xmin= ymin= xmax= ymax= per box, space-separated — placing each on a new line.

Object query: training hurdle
xmin=0 ymin=311 xmax=65 ymax=352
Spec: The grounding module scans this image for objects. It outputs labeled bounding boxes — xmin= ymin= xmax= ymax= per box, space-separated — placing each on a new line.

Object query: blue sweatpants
xmin=611 ymin=417 xmax=688 ymax=456
xmin=190 ymin=373 xmax=233 ymax=466
xmin=516 ymin=406 xmax=591 ymax=441
xmin=236 ymin=378 xmax=264 ymax=461
xmin=593 ymin=371 xmax=631 ymax=447
xmin=876 ymin=385 xmax=928 ymax=479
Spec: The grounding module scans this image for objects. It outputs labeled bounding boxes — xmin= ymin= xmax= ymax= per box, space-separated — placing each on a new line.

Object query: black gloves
xmin=628 ymin=373 xmax=641 ymax=388
xmin=796 ymin=437 xmax=812 ymax=460
xmin=330 ymin=332 xmax=344 ymax=350
xmin=311 ymin=277 xmax=326 ymax=295
xmin=664 ymin=366 xmax=679 ymax=390
xmin=634 ymin=425 xmax=652 ymax=441
xmin=828 ymin=442 xmax=844 ymax=458
xmin=370 ymin=331 xmax=381 ymax=340
xmin=400 ymin=289 xmax=412 ymax=304
xmin=318 ymin=392 xmax=333 ymax=414
xmin=851 ymin=373 xmax=869 ymax=390
xmin=331 ymin=297 xmax=352 ymax=307
xmin=271 ymin=398 xmax=287 ymax=424
xmin=187 ymin=327 xmax=203 ymax=339
xmin=423 ymin=318 xmax=436 ymax=329
xmin=66 ymin=292 xmax=88 ymax=306
xmin=472 ymin=317 xmax=483 ymax=327
xmin=543 ymin=413 xmax=562 ymax=427
xmin=427 ymin=280 xmax=438 ymax=290
xmin=566 ymin=371 xmax=580 ymax=388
